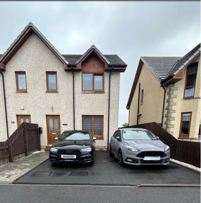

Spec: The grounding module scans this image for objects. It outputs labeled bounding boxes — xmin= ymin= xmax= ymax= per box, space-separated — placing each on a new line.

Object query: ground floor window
xmin=16 ymin=115 xmax=31 ymax=127
xmin=82 ymin=115 xmax=104 ymax=139
xmin=179 ymin=112 xmax=192 ymax=139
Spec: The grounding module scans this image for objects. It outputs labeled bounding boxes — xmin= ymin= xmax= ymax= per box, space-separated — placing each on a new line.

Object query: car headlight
xmin=50 ymin=147 xmax=58 ymax=153
xmin=126 ymin=146 xmax=138 ymax=152
xmin=164 ymin=146 xmax=170 ymax=152
xmin=81 ymin=147 xmax=92 ymax=153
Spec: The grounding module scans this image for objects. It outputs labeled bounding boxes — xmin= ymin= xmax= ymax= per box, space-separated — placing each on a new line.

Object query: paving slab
xmin=0 ymin=151 xmax=48 ymax=184
xmin=14 ymin=151 xmax=200 ymax=185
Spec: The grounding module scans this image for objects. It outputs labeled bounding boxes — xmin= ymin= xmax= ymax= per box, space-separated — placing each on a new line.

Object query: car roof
xmin=62 ymin=130 xmax=90 ymax=134
xmin=120 ymin=128 xmax=148 ymax=131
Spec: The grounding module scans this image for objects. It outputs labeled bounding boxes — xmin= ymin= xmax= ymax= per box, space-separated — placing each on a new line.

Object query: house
xmin=127 ymin=44 xmax=200 ymax=140
xmin=0 ymin=23 xmax=127 ymax=148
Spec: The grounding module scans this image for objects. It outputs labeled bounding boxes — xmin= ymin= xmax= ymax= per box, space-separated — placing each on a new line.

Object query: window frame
xmin=82 ymin=73 xmax=104 ymax=93
xmin=183 ymin=62 xmax=198 ymax=99
xmin=15 ymin=71 xmax=27 ymax=93
xmin=179 ymin=112 xmax=192 ymax=139
xmin=46 ymin=71 xmax=58 ymax=93
xmin=16 ymin=115 xmax=31 ymax=127
xmin=82 ymin=115 xmax=104 ymax=140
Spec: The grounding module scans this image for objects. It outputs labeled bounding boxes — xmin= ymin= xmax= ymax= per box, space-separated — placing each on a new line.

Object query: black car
xmin=49 ymin=130 xmax=96 ymax=166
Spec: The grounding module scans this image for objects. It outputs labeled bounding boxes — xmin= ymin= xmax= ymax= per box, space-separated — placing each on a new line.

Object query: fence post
xmin=23 ymin=124 xmax=28 ymax=156
xmin=7 ymin=142 xmax=13 ymax=162
xmin=37 ymin=127 xmax=41 ymax=151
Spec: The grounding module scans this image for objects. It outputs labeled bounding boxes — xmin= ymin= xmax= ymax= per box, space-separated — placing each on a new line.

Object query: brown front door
xmin=46 ymin=115 xmax=60 ymax=145
xmin=17 ymin=115 xmax=31 ymax=127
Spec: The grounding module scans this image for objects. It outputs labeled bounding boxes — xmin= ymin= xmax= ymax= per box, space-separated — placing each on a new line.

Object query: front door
xmin=46 ymin=115 xmax=60 ymax=145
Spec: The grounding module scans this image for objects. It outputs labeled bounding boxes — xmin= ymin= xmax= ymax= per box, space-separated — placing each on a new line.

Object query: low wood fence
xmin=127 ymin=122 xmax=200 ymax=168
xmin=0 ymin=123 xmax=41 ymax=162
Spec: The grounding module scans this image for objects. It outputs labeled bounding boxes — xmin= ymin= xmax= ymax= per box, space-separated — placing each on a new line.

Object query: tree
xmin=122 ymin=122 xmax=129 ymax=127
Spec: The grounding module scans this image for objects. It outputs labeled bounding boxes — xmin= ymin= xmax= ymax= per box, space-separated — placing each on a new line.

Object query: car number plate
xmin=143 ymin=156 xmax=160 ymax=161
xmin=61 ymin=154 xmax=76 ymax=159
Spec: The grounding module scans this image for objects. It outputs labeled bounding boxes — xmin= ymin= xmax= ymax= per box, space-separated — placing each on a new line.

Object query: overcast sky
xmin=0 ymin=2 xmax=200 ymax=126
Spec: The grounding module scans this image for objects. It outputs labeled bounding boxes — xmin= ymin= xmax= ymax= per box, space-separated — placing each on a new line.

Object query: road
xmin=0 ymin=184 xmax=199 ymax=203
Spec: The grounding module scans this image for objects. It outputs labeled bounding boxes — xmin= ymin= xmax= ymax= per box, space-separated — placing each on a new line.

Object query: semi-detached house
xmin=0 ymin=23 xmax=127 ymax=148
xmin=127 ymin=44 xmax=200 ymax=140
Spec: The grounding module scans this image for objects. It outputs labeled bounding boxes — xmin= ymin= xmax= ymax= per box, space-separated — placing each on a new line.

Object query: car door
xmin=112 ymin=130 xmax=121 ymax=157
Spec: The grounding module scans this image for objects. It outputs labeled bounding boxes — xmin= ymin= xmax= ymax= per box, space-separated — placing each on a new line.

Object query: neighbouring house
xmin=0 ymin=23 xmax=127 ymax=148
xmin=127 ymin=44 xmax=201 ymax=140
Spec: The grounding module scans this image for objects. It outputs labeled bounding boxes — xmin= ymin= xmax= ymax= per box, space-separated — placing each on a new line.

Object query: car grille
xmin=140 ymin=160 xmax=163 ymax=164
xmin=58 ymin=149 xmax=81 ymax=156
xmin=137 ymin=151 xmax=166 ymax=158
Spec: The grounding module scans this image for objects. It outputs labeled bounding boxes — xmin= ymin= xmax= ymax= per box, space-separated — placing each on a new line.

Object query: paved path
xmin=0 ymin=184 xmax=200 ymax=203
xmin=0 ymin=151 xmax=48 ymax=183
xmin=14 ymin=151 xmax=200 ymax=186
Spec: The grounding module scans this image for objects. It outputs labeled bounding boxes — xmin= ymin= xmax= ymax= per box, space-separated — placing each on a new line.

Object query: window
xmin=16 ymin=115 xmax=31 ymax=127
xmin=94 ymin=75 xmax=103 ymax=90
xmin=15 ymin=72 xmax=27 ymax=92
xmin=184 ymin=62 xmax=198 ymax=98
xmin=82 ymin=73 xmax=104 ymax=92
xmin=46 ymin=72 xmax=57 ymax=92
xmin=82 ymin=115 xmax=103 ymax=139
xmin=141 ymin=89 xmax=144 ymax=105
xmin=179 ymin=112 xmax=192 ymax=139
xmin=83 ymin=73 xmax=93 ymax=91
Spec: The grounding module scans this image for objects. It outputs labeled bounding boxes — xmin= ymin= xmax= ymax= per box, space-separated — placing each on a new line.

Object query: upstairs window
xmin=46 ymin=72 xmax=57 ymax=92
xmin=15 ymin=71 xmax=27 ymax=92
xmin=82 ymin=73 xmax=93 ymax=91
xmin=82 ymin=73 xmax=104 ymax=92
xmin=184 ymin=62 xmax=198 ymax=98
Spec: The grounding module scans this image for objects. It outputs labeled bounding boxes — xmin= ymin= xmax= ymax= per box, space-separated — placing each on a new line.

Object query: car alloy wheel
xmin=109 ymin=145 xmax=114 ymax=157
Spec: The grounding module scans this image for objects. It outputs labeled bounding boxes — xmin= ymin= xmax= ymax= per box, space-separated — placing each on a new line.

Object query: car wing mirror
xmin=155 ymin=136 xmax=159 ymax=140
xmin=116 ymin=136 xmax=121 ymax=142
xmin=93 ymin=137 xmax=96 ymax=142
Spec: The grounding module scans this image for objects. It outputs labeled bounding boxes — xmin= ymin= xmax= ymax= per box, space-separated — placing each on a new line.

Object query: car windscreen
xmin=122 ymin=130 xmax=157 ymax=140
xmin=59 ymin=132 xmax=91 ymax=141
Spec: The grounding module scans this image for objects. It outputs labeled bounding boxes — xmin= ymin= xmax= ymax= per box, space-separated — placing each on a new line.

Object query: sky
xmin=0 ymin=2 xmax=200 ymax=126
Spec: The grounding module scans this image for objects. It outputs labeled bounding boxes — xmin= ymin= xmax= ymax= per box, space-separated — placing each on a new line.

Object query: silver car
xmin=110 ymin=128 xmax=170 ymax=166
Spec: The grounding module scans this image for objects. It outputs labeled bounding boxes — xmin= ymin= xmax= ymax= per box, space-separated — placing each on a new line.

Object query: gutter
xmin=137 ymin=83 xmax=141 ymax=125
xmin=161 ymin=84 xmax=166 ymax=127
xmin=0 ymin=71 xmax=9 ymax=139
xmin=107 ymin=71 xmax=111 ymax=150
xmin=72 ymin=70 xmax=75 ymax=130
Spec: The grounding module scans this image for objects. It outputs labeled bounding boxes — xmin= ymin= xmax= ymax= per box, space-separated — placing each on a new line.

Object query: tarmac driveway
xmin=14 ymin=151 xmax=200 ymax=186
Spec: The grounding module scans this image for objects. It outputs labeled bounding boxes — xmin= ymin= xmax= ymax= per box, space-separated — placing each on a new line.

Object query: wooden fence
xmin=0 ymin=123 xmax=41 ymax=162
xmin=127 ymin=122 xmax=200 ymax=168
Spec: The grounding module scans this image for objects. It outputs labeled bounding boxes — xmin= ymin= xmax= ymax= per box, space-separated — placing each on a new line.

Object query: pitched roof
xmin=0 ymin=23 xmax=68 ymax=68
xmin=126 ymin=57 xmax=177 ymax=109
xmin=62 ymin=54 xmax=127 ymax=67
xmin=141 ymin=57 xmax=181 ymax=80
xmin=0 ymin=23 xmax=127 ymax=72
xmin=76 ymin=45 xmax=111 ymax=65
xmin=168 ymin=43 xmax=200 ymax=76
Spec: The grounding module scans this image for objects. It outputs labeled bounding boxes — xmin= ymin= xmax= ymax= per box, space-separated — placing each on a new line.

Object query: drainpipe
xmin=137 ymin=83 xmax=141 ymax=125
xmin=72 ymin=70 xmax=75 ymax=130
xmin=161 ymin=84 xmax=166 ymax=128
xmin=107 ymin=71 xmax=111 ymax=150
xmin=0 ymin=71 xmax=9 ymax=139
